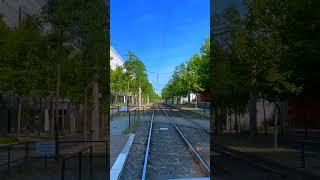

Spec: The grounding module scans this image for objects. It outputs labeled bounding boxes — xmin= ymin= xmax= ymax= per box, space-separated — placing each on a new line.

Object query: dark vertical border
xmin=209 ymin=0 xmax=214 ymax=179
xmin=105 ymin=0 xmax=110 ymax=179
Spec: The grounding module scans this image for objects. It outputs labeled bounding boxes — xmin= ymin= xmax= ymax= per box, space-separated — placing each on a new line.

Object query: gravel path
xmin=147 ymin=109 xmax=204 ymax=179
xmin=120 ymin=106 xmax=207 ymax=179
xmin=119 ymin=110 xmax=151 ymax=180
xmin=163 ymin=104 xmax=311 ymax=180
xmin=162 ymin=105 xmax=210 ymax=168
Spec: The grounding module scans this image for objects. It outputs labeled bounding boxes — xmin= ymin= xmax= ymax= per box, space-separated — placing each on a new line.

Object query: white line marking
xmin=110 ymin=134 xmax=135 ymax=180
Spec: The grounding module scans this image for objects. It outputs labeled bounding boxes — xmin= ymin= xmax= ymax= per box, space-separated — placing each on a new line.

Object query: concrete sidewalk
xmin=110 ymin=135 xmax=128 ymax=167
xmin=215 ymin=134 xmax=320 ymax=178
xmin=110 ymin=116 xmax=134 ymax=168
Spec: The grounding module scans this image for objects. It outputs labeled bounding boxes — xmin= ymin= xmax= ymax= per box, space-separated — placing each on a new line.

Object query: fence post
xmin=61 ymin=159 xmax=65 ymax=180
xmin=78 ymin=151 xmax=82 ymax=180
xmin=90 ymin=146 xmax=93 ymax=179
xmin=25 ymin=142 xmax=29 ymax=161
xmin=301 ymin=142 xmax=305 ymax=168
xmin=128 ymin=111 xmax=131 ymax=129
xmin=138 ymin=107 xmax=140 ymax=121
xmin=7 ymin=146 xmax=11 ymax=176
xmin=44 ymin=154 xmax=48 ymax=168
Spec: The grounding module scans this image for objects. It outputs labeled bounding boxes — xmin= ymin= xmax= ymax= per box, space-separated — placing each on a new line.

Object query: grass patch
xmin=122 ymin=120 xmax=142 ymax=134
xmin=0 ymin=135 xmax=54 ymax=145
xmin=0 ymin=136 xmax=19 ymax=144
xmin=17 ymin=135 xmax=52 ymax=142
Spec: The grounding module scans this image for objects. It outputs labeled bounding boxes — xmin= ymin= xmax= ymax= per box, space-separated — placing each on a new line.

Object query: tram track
xmin=141 ymin=104 xmax=209 ymax=180
xmin=161 ymin=103 xmax=315 ymax=179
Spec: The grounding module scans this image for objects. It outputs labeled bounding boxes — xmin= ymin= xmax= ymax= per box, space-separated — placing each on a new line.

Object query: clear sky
xmin=111 ymin=0 xmax=210 ymax=94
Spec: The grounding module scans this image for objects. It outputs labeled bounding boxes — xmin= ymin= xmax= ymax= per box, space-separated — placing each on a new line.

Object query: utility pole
xmin=138 ymin=86 xmax=142 ymax=107
xmin=18 ymin=0 xmax=22 ymax=23
xmin=54 ymin=63 xmax=61 ymax=159
xmin=92 ymin=79 xmax=100 ymax=140
xmin=84 ymin=87 xmax=88 ymax=141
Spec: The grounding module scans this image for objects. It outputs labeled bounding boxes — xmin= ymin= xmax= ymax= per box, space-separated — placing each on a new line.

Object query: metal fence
xmin=0 ymin=140 xmax=107 ymax=179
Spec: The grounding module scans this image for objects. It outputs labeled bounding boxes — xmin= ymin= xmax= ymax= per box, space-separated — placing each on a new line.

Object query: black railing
xmin=0 ymin=141 xmax=33 ymax=176
xmin=60 ymin=146 xmax=93 ymax=180
xmin=0 ymin=139 xmax=107 ymax=178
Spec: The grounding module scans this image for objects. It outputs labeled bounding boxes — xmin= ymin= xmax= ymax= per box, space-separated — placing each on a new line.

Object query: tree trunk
xmin=234 ymin=108 xmax=239 ymax=134
xmin=249 ymin=91 xmax=257 ymax=136
xmin=195 ymin=94 xmax=198 ymax=109
xmin=274 ymin=103 xmax=279 ymax=149
xmin=84 ymin=88 xmax=88 ymax=140
xmin=188 ymin=92 xmax=191 ymax=104
xmin=138 ymin=86 xmax=142 ymax=107
xmin=92 ymin=81 xmax=100 ymax=139
xmin=229 ymin=110 xmax=232 ymax=133
xmin=17 ymin=98 xmax=21 ymax=136
xmin=61 ymin=102 xmax=65 ymax=134
xmin=214 ymin=107 xmax=219 ymax=134
xmin=262 ymin=98 xmax=267 ymax=135
xmin=216 ymin=107 xmax=224 ymax=135
xmin=238 ymin=113 xmax=241 ymax=131
xmin=115 ymin=94 xmax=118 ymax=104
xmin=51 ymin=97 xmax=55 ymax=135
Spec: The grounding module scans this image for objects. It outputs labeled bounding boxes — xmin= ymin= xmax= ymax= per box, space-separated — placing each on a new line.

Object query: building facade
xmin=0 ymin=0 xmax=47 ymax=28
xmin=0 ymin=1 xmax=81 ymax=135
xmin=110 ymin=46 xmax=125 ymax=70
xmin=110 ymin=46 xmax=126 ymax=104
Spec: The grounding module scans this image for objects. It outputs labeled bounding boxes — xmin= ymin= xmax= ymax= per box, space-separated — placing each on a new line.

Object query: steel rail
xmin=163 ymin=104 xmax=211 ymax=134
xmin=141 ymin=107 xmax=155 ymax=180
xmin=159 ymin=104 xmax=210 ymax=175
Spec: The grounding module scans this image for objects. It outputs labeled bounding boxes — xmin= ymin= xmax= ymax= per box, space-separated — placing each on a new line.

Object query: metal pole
xmin=45 ymin=155 xmax=48 ymax=168
xmin=301 ymin=143 xmax=305 ymax=168
xmin=304 ymin=112 xmax=308 ymax=137
xmin=55 ymin=64 xmax=61 ymax=159
xmin=61 ymin=159 xmax=65 ymax=180
xmin=138 ymin=106 xmax=140 ymax=121
xmin=90 ymin=146 xmax=93 ymax=179
xmin=7 ymin=146 xmax=11 ymax=176
xmin=129 ymin=111 xmax=131 ymax=128
xmin=78 ymin=152 xmax=82 ymax=180
xmin=25 ymin=142 xmax=29 ymax=161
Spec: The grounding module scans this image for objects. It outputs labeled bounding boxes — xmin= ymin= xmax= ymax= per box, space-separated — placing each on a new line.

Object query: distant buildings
xmin=110 ymin=46 xmax=126 ymax=104
xmin=110 ymin=46 xmax=125 ymax=70
xmin=0 ymin=1 xmax=81 ymax=136
xmin=212 ymin=14 xmax=230 ymax=48
xmin=0 ymin=0 xmax=48 ymax=28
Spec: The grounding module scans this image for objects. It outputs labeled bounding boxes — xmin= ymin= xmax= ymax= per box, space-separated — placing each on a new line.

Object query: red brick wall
xmin=288 ymin=95 xmax=320 ymax=129
xmin=199 ymin=90 xmax=210 ymax=102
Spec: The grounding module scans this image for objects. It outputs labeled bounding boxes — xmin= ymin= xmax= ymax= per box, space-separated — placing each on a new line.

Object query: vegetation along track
xmin=141 ymin=103 xmax=209 ymax=180
xmin=162 ymin=104 xmax=312 ymax=179
xmin=161 ymin=104 xmax=211 ymax=169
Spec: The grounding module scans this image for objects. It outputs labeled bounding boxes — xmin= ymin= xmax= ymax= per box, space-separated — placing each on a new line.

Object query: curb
xmin=110 ymin=134 xmax=135 ymax=180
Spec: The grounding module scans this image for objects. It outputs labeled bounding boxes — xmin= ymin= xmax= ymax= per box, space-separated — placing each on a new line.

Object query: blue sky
xmin=111 ymin=0 xmax=210 ymax=94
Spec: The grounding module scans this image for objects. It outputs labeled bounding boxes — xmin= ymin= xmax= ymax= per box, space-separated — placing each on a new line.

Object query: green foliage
xmin=0 ymin=0 xmax=108 ymax=106
xmin=162 ymin=38 xmax=209 ymax=100
xmin=211 ymin=0 xmax=318 ymax=117
xmin=111 ymin=51 xmax=159 ymax=103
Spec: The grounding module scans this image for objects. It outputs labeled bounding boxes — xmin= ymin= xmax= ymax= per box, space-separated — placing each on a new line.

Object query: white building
xmin=110 ymin=46 xmax=125 ymax=70
xmin=180 ymin=93 xmax=197 ymax=104
xmin=110 ymin=46 xmax=127 ymax=104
